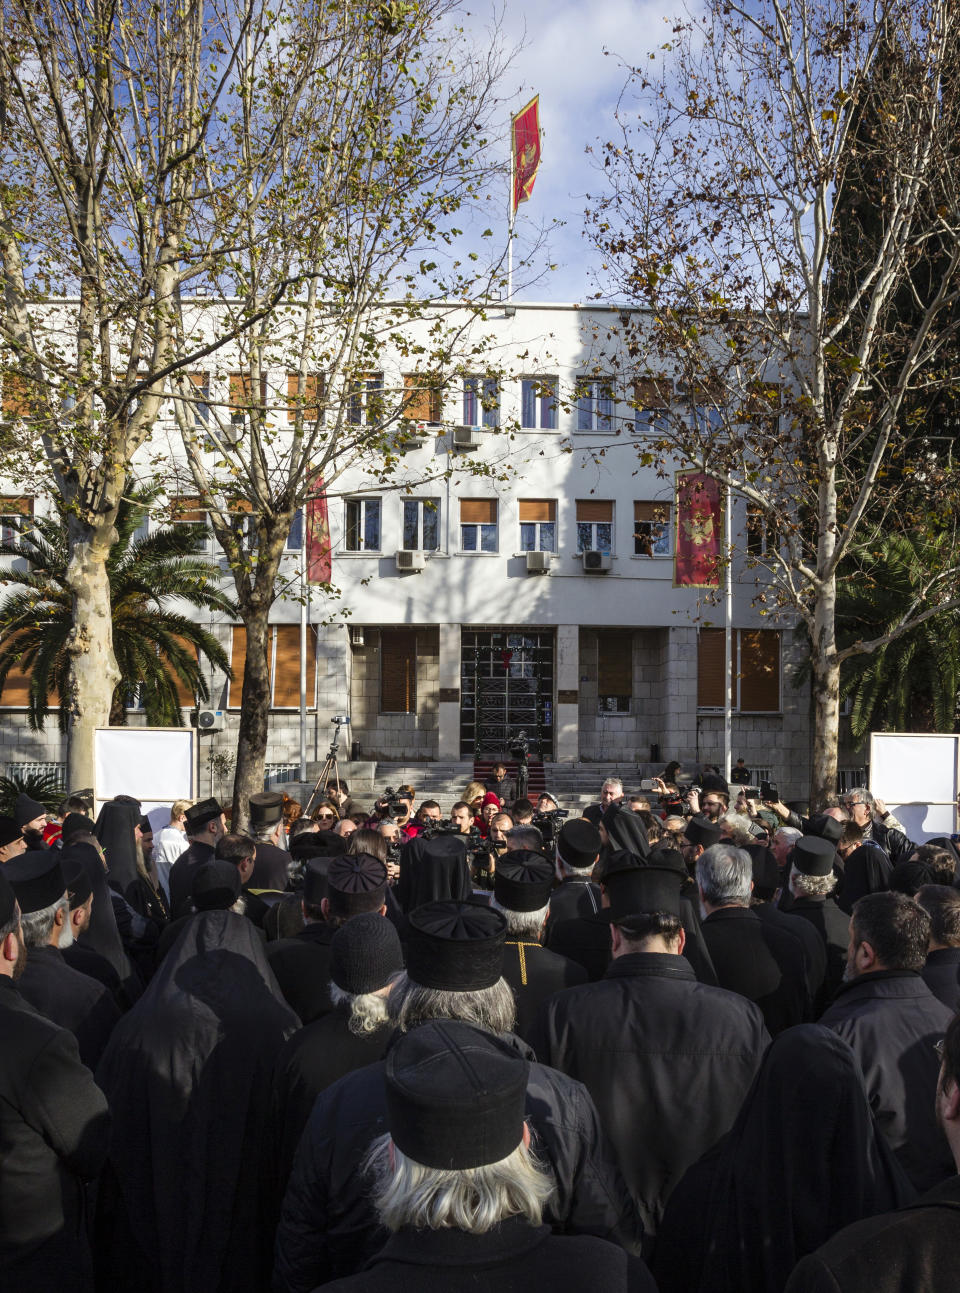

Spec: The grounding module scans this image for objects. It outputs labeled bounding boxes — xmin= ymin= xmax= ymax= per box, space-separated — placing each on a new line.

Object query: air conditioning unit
xmin=453 ymin=425 xmax=482 ymax=451
xmin=396 ymin=421 xmax=430 ymax=451
xmin=395 ymin=549 xmax=426 ymax=572
xmin=582 ymin=550 xmax=612 ymax=572
xmin=526 ymin=550 xmax=551 ymax=574
xmin=195 ymin=708 xmax=225 ymax=732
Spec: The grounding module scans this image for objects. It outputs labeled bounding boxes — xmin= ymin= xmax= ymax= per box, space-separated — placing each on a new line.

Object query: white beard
xmin=57 ymin=921 xmax=75 ymax=950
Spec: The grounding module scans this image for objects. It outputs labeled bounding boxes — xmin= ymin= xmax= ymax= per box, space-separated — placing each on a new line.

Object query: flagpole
xmin=299 ymin=532 xmax=308 ymax=784
xmin=723 ymin=482 xmax=733 ymax=784
xmin=507 ymin=121 xmax=515 ymax=301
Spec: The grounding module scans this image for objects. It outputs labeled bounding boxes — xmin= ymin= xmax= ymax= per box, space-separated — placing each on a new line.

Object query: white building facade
xmin=0 ymin=302 xmax=813 ymax=796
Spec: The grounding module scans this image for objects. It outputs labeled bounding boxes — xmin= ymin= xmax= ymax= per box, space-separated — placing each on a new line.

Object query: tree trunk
xmin=231 ymin=610 xmax=271 ymax=831
xmin=64 ymin=515 xmax=122 ymax=791
xmin=809 ymin=574 xmax=841 ymax=812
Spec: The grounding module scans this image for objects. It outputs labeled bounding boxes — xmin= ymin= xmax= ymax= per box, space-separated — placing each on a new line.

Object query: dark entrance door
xmin=460 ymin=629 xmax=555 ymax=760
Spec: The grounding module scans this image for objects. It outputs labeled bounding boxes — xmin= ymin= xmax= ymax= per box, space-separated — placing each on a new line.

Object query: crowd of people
xmin=2 ymin=758 xmax=960 ymax=1292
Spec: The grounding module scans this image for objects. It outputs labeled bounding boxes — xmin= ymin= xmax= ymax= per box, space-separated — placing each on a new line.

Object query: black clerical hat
xmin=14 ymin=792 xmax=47 ymax=827
xmin=249 ymin=791 xmax=284 ymax=827
xmin=596 ymin=847 xmax=642 ymax=885
xmin=0 ymin=868 xmax=15 ymax=927
xmin=4 ymin=850 xmax=66 ymax=913
xmin=647 ymin=846 xmax=687 ymax=877
xmin=60 ymin=812 xmax=92 ymax=844
xmin=330 ymin=912 xmax=403 ymax=995
xmin=327 ymin=853 xmax=388 ymax=917
xmin=685 ymin=815 xmax=723 ymax=848
xmin=493 ymin=851 xmax=554 ymax=912
xmin=406 ymin=901 xmax=506 ymax=991
xmin=558 ymin=818 xmax=601 ymax=869
xmin=292 ymin=831 xmax=347 ymax=862
xmin=791 ymin=835 xmax=836 ymax=876
xmin=191 ymin=860 xmax=241 ymax=911
xmin=62 ymin=860 xmax=93 ymax=909
xmin=600 ymin=865 xmax=683 ymax=924
xmin=805 ymin=815 xmax=844 ymax=845
xmin=385 ymin=1020 xmax=528 ymax=1170
xmin=302 ymin=858 xmax=332 ymax=906
xmin=184 ymin=798 xmax=223 ymax=831
xmin=0 ymin=814 xmax=21 ymax=848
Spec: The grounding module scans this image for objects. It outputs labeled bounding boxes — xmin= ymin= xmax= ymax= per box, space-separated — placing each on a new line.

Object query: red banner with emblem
xmin=305 ymin=472 xmax=332 ymax=584
xmin=674 ymin=471 xmax=723 ymax=587
xmin=512 ymin=97 xmax=541 ymax=214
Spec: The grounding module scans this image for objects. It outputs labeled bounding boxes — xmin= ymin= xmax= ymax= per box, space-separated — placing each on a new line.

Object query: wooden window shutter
xmin=518 ymin=499 xmax=556 ymax=522
xmin=740 ymin=630 xmax=780 ymax=711
xmin=2 ymin=373 xmax=37 ymax=418
xmin=169 ymin=496 xmax=206 ymax=522
xmin=229 ymin=372 xmax=267 ymax=410
xmin=380 ymin=629 xmax=417 ymax=713
xmin=633 ymin=377 xmax=671 ymax=407
xmin=698 ymin=629 xmax=727 ymax=708
xmin=576 ymin=499 xmax=613 ymax=523
xmin=167 ymin=635 xmax=199 ymax=707
xmin=228 ymin=626 xmax=247 ymax=708
xmin=272 ymin=625 xmax=316 ymax=708
xmin=460 ymin=499 xmax=497 ymax=524
xmin=0 ymin=633 xmax=32 ymax=706
xmin=634 ymin=501 xmax=669 ymax=524
xmin=0 ymin=496 xmax=33 ymax=518
xmin=597 ymin=630 xmax=633 ymax=696
xmin=402 ymin=374 xmax=441 ymax=423
xmin=287 ymin=371 xmax=323 ymax=423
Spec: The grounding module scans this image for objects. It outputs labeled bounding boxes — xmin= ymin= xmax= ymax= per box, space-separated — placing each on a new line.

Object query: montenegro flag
xmin=512 ymin=97 xmax=541 ymax=214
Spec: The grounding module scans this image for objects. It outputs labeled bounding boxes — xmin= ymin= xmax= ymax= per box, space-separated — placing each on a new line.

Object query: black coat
xmin=95 ymin=910 xmax=299 ymax=1293
xmin=818 ymin=970 xmax=955 ymax=1192
xmin=17 ymin=944 xmax=122 ymax=1069
xmin=320 ymin=1217 xmax=655 ymax=1293
xmin=922 ymin=946 xmax=960 ymax=1011
xmin=785 ymin=1174 xmax=960 ymax=1293
xmin=62 ymin=939 xmax=126 ymax=1006
xmin=167 ymin=838 xmax=216 ymax=919
xmin=274 ymin=1033 xmax=645 ymax=1292
xmin=502 ymin=939 xmax=588 ymax=1042
xmin=529 ymin=952 xmax=769 ymax=1237
xmin=544 ymin=878 xmax=611 ymax=981
xmin=754 ymin=901 xmax=828 ymax=1012
xmin=0 ymin=977 xmax=111 ymax=1291
xmin=272 ymin=1007 xmax=393 ymax=1189
xmin=784 ymin=894 xmax=850 ymax=1002
xmin=251 ymin=839 xmax=293 ymax=892
xmin=700 ymin=905 xmax=811 ymax=1034
xmin=266 ymin=921 xmax=336 ymax=1023
xmin=61 ymin=841 xmax=140 ymax=1002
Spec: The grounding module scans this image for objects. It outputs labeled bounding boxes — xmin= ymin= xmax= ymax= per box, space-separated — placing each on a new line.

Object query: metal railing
xmin=5 ymin=761 xmax=67 ymax=789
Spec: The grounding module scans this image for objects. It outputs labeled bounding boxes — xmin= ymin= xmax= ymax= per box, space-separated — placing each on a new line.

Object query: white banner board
xmin=94 ymin=728 xmax=198 ymax=824
xmin=869 ymin=732 xmax=959 ymax=842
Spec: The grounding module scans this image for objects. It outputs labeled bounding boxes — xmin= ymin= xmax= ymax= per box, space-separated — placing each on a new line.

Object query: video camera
xmin=375 ymin=785 xmax=407 ymax=819
xmin=532 ymin=806 xmax=569 ymax=848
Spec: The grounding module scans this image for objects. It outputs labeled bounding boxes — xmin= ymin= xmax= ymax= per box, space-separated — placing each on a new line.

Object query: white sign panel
xmin=94 ymin=728 xmax=198 ymax=822
xmin=870 ymin=732 xmax=959 ymax=842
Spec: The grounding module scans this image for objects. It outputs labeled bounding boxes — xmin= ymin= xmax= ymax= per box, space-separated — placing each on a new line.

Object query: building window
xmin=286 ymin=372 xmax=324 ymax=425
xmin=746 ymin=506 xmax=767 ymax=556
xmin=597 ymin=629 xmax=632 ymax=713
xmin=697 ymin=628 xmax=781 ymax=712
xmin=576 ymin=499 xmax=613 ymax=553
xmin=0 ymin=372 xmax=38 ymax=421
xmin=403 ymin=374 xmax=442 ymax=425
xmin=185 ymin=372 xmax=209 ymax=426
xmin=228 ymin=372 xmax=268 ymax=425
xmin=168 ymin=496 xmax=212 ymax=555
xmin=682 ymin=384 xmax=723 ymax=436
xmin=521 ymin=378 xmax=557 ymax=430
xmin=518 ymin=499 xmax=556 ymax=552
xmin=460 ymin=498 xmax=498 ymax=552
xmin=227 ymin=624 xmax=317 ymax=709
xmin=576 ymin=376 xmax=614 ymax=431
xmin=286 ymin=508 xmax=304 ymax=552
xmin=380 ymin=628 xmax=417 ymax=713
xmin=347 ymin=372 xmax=384 ymax=426
xmin=463 ymin=376 xmax=499 ymax=428
xmin=345 ymin=497 xmax=381 ymax=552
xmin=0 ymin=495 xmax=32 ymax=544
xmin=402 ymin=498 xmax=440 ymax=551
xmin=633 ymin=377 xmax=671 ymax=434
xmin=634 ymin=501 xmax=670 ymax=556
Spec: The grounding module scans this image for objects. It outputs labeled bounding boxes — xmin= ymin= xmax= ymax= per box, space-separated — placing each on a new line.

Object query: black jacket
xmin=754 ymin=901 xmax=828 ymax=1012
xmin=274 ymin=1033 xmax=644 ymax=1292
xmin=922 ymin=947 xmax=960 ymax=1011
xmin=785 ymin=1174 xmax=960 ymax=1293
xmin=544 ymin=878 xmax=611 ymax=981
xmin=529 ymin=952 xmax=769 ymax=1238
xmin=818 ymin=969 xmax=955 ymax=1191
xmin=17 ymin=944 xmax=122 ymax=1070
xmin=784 ymin=894 xmax=850 ymax=1003
xmin=320 ymin=1216 xmax=656 ymax=1293
xmin=167 ymin=839 xmax=216 ymax=918
xmin=700 ymin=905 xmax=811 ymax=1035
xmin=502 ymin=939 xmax=588 ymax=1042
xmin=252 ymin=840 xmax=293 ymax=892
xmin=0 ymin=977 xmax=111 ymax=1291
xmin=266 ymin=922 xmax=336 ymax=1023
xmin=272 ymin=1008 xmax=393 ymax=1189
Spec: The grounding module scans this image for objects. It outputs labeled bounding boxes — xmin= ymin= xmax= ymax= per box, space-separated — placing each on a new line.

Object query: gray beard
xmin=57 ymin=921 xmax=75 ymax=950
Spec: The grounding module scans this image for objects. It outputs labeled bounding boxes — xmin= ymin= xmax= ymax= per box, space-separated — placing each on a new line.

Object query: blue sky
xmin=472 ymin=0 xmax=684 ymax=303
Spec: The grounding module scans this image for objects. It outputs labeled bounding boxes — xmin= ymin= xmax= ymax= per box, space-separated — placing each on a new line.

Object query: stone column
xmin=555 ymin=624 xmax=579 ymax=763
xmin=437 ymin=623 xmax=461 ymax=760
xmin=660 ymin=626 xmax=699 ymax=764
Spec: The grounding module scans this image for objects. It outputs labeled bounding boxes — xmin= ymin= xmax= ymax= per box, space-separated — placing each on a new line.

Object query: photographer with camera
xmin=470 ymin=811 xmax=515 ymax=891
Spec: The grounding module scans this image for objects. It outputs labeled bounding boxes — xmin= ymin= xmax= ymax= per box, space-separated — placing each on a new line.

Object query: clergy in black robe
xmin=653 ymin=1025 xmax=915 ymax=1293
xmin=916 ymin=883 xmax=960 ymax=1010
xmin=544 ymin=819 xmax=613 ymax=981
xmin=95 ymin=910 xmax=299 ymax=1293
xmin=95 ymin=798 xmax=168 ymax=927
xmin=59 ymin=840 xmax=141 ymax=1002
xmin=394 ymin=832 xmax=472 ymax=913
xmin=166 ymin=798 xmax=226 ymax=918
xmin=779 ymin=835 xmax=851 ymax=1004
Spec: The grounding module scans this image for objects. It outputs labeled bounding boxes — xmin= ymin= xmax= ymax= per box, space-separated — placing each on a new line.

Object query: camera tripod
xmin=304 ymin=718 xmax=347 ymax=817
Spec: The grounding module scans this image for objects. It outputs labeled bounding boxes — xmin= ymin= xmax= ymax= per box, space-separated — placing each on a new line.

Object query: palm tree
xmin=0 ymin=485 xmax=234 ymax=730
xmin=837 ymin=531 xmax=960 ymax=739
